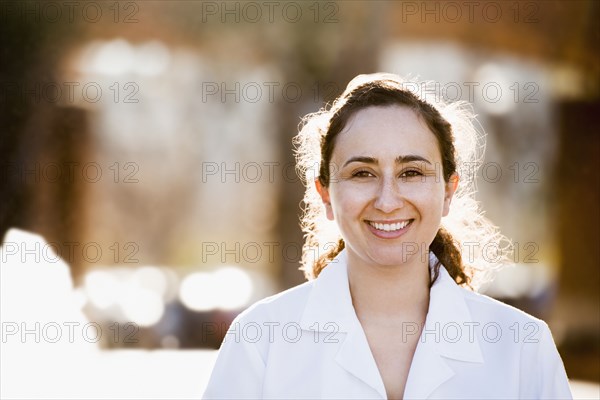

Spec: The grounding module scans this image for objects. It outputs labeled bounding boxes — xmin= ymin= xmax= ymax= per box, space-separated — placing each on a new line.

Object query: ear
xmin=442 ymin=173 xmax=459 ymax=217
xmin=315 ymin=178 xmax=335 ymax=221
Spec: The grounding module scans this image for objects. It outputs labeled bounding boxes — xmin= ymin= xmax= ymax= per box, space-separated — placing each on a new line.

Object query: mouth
xmin=366 ymin=219 xmax=414 ymax=233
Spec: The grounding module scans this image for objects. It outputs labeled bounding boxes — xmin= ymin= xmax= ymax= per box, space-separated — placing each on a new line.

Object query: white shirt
xmin=202 ymin=249 xmax=572 ymax=399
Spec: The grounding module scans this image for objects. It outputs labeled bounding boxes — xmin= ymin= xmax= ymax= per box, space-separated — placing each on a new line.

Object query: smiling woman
xmin=297 ymin=73 xmax=501 ymax=291
xmin=316 ymin=106 xmax=458 ymax=283
xmin=202 ymin=73 xmax=573 ymax=399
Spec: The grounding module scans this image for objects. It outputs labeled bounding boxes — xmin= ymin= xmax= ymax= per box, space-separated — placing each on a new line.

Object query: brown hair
xmin=294 ymin=73 xmax=511 ymax=290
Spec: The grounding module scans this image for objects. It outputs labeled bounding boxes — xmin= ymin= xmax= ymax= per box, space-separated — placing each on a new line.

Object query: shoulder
xmin=435 ymin=264 xmax=547 ymax=329
xmin=455 ymin=286 xmax=572 ymax=397
xmin=459 ymin=285 xmax=548 ymax=328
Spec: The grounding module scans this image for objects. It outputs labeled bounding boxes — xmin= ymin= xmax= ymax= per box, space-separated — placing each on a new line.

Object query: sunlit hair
xmin=293 ymin=72 xmax=512 ymax=291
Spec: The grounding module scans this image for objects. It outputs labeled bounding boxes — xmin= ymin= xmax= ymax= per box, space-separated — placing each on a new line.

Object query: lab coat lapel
xmin=402 ymin=336 xmax=455 ymax=399
xmin=335 ymin=321 xmax=388 ymax=399
xmin=300 ymin=250 xmax=387 ymax=399
xmin=403 ymin=252 xmax=484 ymax=399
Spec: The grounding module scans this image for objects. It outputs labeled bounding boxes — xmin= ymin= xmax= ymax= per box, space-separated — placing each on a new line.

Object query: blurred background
xmin=1 ymin=0 xmax=598 ymax=398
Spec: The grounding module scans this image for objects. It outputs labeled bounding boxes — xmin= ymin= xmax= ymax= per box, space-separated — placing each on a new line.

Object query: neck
xmin=346 ymin=249 xmax=431 ymax=323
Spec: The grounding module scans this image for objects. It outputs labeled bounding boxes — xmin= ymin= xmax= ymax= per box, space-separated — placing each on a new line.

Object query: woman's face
xmin=317 ymin=105 xmax=458 ymax=268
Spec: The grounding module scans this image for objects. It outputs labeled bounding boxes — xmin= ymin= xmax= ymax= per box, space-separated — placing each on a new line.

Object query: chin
xmin=365 ymin=249 xmax=411 ymax=267
xmin=370 ymin=243 xmax=430 ymax=265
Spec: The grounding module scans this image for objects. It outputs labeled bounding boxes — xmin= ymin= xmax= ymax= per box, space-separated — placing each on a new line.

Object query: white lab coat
xmin=202 ymin=250 xmax=572 ymax=399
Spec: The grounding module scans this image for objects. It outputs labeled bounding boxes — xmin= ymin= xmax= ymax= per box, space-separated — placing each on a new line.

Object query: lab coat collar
xmin=299 ymin=249 xmax=484 ymax=399
xmin=423 ymin=251 xmax=484 ymax=364
xmin=299 ymin=249 xmax=356 ymax=333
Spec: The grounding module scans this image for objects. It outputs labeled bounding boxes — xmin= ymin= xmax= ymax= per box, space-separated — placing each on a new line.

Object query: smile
xmin=366 ymin=219 xmax=413 ymax=232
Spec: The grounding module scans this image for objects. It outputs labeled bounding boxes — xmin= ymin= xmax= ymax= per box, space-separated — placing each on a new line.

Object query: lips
xmin=364 ymin=219 xmax=414 ymax=239
xmin=367 ymin=219 xmax=413 ymax=232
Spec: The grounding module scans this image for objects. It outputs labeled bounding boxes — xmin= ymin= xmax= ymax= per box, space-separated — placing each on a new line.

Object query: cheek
xmin=408 ymin=184 xmax=446 ymax=214
xmin=330 ymin=184 xmax=371 ymax=215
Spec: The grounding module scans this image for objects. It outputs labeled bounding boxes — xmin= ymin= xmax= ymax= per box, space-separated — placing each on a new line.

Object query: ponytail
xmin=430 ymin=227 xmax=472 ymax=288
xmin=312 ymin=238 xmax=345 ymax=279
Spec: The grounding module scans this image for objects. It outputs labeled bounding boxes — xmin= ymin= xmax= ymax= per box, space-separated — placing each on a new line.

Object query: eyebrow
xmin=342 ymin=155 xmax=432 ymax=168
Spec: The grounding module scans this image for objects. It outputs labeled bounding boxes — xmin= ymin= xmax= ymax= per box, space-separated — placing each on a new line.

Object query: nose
xmin=373 ymin=177 xmax=405 ymax=213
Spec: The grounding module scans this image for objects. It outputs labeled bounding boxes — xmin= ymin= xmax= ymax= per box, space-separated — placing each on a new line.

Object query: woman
xmin=202 ymin=73 xmax=572 ymax=399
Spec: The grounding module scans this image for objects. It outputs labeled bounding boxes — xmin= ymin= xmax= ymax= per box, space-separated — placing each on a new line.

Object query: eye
xmin=400 ymin=169 xmax=422 ymax=178
xmin=352 ymin=170 xmax=375 ymax=178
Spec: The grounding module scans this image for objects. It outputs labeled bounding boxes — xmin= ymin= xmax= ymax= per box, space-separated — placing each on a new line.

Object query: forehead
xmin=333 ymin=105 xmax=441 ymax=162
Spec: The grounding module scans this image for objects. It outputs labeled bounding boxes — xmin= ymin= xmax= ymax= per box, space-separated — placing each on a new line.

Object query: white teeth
xmin=370 ymin=220 xmax=411 ymax=232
